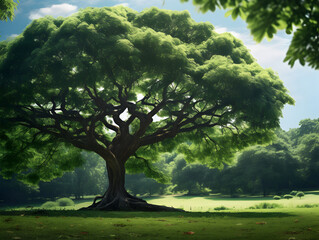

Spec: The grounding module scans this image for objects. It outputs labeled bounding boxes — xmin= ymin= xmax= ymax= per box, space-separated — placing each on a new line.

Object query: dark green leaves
xmin=0 ymin=6 xmax=293 ymax=183
xmin=180 ymin=0 xmax=319 ymax=69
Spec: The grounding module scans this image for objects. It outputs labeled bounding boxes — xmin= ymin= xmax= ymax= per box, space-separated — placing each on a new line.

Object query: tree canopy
xmin=181 ymin=0 xmax=319 ymax=69
xmin=0 ymin=0 xmax=18 ymax=21
xmin=0 ymin=6 xmax=293 ymax=210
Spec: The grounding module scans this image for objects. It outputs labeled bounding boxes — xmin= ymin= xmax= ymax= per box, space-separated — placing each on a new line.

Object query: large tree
xmin=0 ymin=6 xmax=293 ymax=211
xmin=181 ymin=0 xmax=319 ymax=69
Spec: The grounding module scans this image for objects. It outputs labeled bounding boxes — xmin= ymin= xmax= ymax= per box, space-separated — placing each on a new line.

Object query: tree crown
xmin=0 ymin=6 xmax=293 ymax=183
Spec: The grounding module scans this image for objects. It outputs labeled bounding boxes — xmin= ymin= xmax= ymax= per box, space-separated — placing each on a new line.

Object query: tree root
xmin=79 ymin=194 xmax=184 ymax=212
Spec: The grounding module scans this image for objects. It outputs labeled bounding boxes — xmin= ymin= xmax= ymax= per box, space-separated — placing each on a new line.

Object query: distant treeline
xmin=1 ymin=118 xmax=319 ymax=204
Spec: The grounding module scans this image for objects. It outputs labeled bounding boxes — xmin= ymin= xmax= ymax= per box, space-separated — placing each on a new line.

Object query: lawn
xmin=1 ymin=208 xmax=319 ymax=239
xmin=1 ymin=194 xmax=319 ymax=239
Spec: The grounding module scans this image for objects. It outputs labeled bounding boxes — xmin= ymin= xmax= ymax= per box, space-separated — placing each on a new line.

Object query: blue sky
xmin=1 ymin=0 xmax=318 ymax=131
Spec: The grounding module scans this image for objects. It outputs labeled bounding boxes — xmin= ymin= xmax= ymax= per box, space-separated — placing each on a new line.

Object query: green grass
xmin=1 ymin=194 xmax=319 ymax=239
xmin=0 ymin=208 xmax=319 ymax=240
xmin=145 ymin=193 xmax=319 ymax=211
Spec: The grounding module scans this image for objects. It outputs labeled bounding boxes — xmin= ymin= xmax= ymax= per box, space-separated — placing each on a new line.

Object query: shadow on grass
xmin=203 ymin=196 xmax=274 ymax=201
xmin=143 ymin=196 xmax=166 ymax=201
xmin=173 ymin=195 xmax=209 ymax=200
xmin=0 ymin=210 xmax=294 ymax=219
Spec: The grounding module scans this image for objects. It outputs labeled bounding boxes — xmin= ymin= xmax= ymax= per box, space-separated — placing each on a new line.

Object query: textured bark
xmin=80 ymin=157 xmax=184 ymax=212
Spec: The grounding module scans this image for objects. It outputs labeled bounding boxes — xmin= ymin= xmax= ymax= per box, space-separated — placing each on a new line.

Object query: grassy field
xmin=1 ymin=193 xmax=319 ymax=239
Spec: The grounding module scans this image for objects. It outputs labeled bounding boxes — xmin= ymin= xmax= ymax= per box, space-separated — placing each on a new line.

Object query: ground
xmin=1 ymin=193 xmax=319 ymax=239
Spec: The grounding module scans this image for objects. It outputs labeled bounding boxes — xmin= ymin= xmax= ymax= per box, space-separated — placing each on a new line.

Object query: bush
xmin=249 ymin=202 xmax=282 ymax=209
xmin=290 ymin=190 xmax=298 ymax=196
xmin=214 ymin=206 xmax=229 ymax=211
xmin=273 ymin=195 xmax=281 ymax=200
xmin=56 ymin=198 xmax=74 ymax=207
xmin=297 ymin=204 xmax=319 ymax=208
xmin=283 ymin=194 xmax=294 ymax=199
xmin=41 ymin=201 xmax=58 ymax=209
xmin=296 ymin=191 xmax=305 ymax=199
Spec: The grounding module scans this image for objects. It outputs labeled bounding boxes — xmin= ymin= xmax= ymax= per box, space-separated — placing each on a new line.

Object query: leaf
xmin=256 ymin=222 xmax=267 ymax=225
xmin=184 ymin=231 xmax=195 ymax=235
xmin=80 ymin=231 xmax=88 ymax=235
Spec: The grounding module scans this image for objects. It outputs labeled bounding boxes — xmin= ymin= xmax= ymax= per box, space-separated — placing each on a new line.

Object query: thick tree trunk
xmin=80 ymin=157 xmax=183 ymax=212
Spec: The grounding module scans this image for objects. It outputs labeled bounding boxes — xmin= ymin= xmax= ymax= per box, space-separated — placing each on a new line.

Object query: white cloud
xmin=29 ymin=3 xmax=78 ymax=20
xmin=114 ymin=3 xmax=130 ymax=7
xmin=9 ymin=34 xmax=19 ymax=38
xmin=114 ymin=0 xmax=163 ymax=7
xmin=246 ymin=36 xmax=290 ymax=70
xmin=214 ymin=26 xmax=242 ymax=39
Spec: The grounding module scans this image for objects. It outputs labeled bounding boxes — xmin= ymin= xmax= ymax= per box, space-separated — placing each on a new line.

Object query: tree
xmin=181 ymin=0 xmax=319 ymax=69
xmin=234 ymin=142 xmax=300 ymax=196
xmin=171 ymin=157 xmax=212 ymax=195
xmin=296 ymin=133 xmax=319 ymax=188
xmin=296 ymin=191 xmax=305 ymax=199
xmin=0 ymin=6 xmax=293 ymax=211
xmin=0 ymin=0 xmax=18 ymax=21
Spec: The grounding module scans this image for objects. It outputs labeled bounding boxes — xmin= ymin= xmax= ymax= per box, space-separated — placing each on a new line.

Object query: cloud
xmin=114 ymin=3 xmax=130 ymax=7
xmin=29 ymin=3 xmax=78 ymax=20
xmin=246 ymin=36 xmax=290 ymax=69
xmin=114 ymin=0 xmax=162 ymax=8
xmin=9 ymin=34 xmax=19 ymax=38
xmin=214 ymin=26 xmax=242 ymax=39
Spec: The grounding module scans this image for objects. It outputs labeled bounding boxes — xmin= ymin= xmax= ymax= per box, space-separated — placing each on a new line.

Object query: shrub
xmin=249 ymin=202 xmax=282 ymax=209
xmin=41 ymin=201 xmax=58 ymax=209
xmin=273 ymin=195 xmax=281 ymax=200
xmin=283 ymin=194 xmax=294 ymax=199
xmin=56 ymin=198 xmax=74 ymax=207
xmin=296 ymin=191 xmax=305 ymax=199
xmin=290 ymin=190 xmax=298 ymax=196
xmin=214 ymin=206 xmax=229 ymax=211
xmin=297 ymin=204 xmax=319 ymax=208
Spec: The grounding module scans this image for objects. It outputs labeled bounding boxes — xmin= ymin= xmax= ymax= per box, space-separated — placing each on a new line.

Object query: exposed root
xmin=79 ymin=193 xmax=184 ymax=212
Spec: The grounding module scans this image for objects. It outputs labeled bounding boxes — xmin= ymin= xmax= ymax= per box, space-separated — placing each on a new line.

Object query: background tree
xmin=296 ymin=133 xmax=319 ymax=189
xmin=0 ymin=0 xmax=18 ymax=21
xmin=171 ymin=157 xmax=212 ymax=195
xmin=234 ymin=141 xmax=300 ymax=196
xmin=0 ymin=6 xmax=293 ymax=211
xmin=181 ymin=0 xmax=319 ymax=69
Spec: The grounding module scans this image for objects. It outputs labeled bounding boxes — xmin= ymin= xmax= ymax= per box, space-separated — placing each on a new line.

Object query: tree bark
xmin=80 ymin=155 xmax=184 ymax=212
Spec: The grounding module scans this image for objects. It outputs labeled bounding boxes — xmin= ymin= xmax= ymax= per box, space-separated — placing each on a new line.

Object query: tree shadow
xmin=0 ymin=210 xmax=294 ymax=219
xmin=203 ymin=196 xmax=274 ymax=201
xmin=143 ymin=196 xmax=165 ymax=201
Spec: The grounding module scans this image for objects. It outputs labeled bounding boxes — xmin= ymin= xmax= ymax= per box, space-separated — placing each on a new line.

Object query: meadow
xmin=1 ymin=193 xmax=319 ymax=240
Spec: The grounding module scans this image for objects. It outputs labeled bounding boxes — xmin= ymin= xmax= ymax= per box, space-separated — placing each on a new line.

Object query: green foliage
xmin=0 ymin=6 xmax=292 ymax=187
xmin=249 ymin=202 xmax=282 ymax=209
xmin=296 ymin=191 xmax=305 ymax=199
xmin=181 ymin=0 xmax=319 ymax=69
xmin=56 ymin=197 xmax=74 ymax=206
xmin=297 ymin=204 xmax=319 ymax=208
xmin=283 ymin=194 xmax=293 ymax=199
xmin=0 ymin=0 xmax=18 ymax=21
xmin=290 ymin=190 xmax=298 ymax=196
xmin=41 ymin=201 xmax=58 ymax=209
xmin=214 ymin=206 xmax=229 ymax=211
xmin=273 ymin=195 xmax=281 ymax=200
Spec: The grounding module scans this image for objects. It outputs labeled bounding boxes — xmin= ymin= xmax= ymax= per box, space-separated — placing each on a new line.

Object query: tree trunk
xmin=80 ymin=156 xmax=183 ymax=212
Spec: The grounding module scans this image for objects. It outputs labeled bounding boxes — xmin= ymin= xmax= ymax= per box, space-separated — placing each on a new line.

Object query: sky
xmin=1 ymin=0 xmax=318 ymax=131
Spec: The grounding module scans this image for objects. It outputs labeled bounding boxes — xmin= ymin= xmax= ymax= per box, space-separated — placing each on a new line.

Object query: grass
xmin=1 ymin=194 xmax=319 ymax=239
xmin=0 ymin=208 xmax=319 ymax=239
